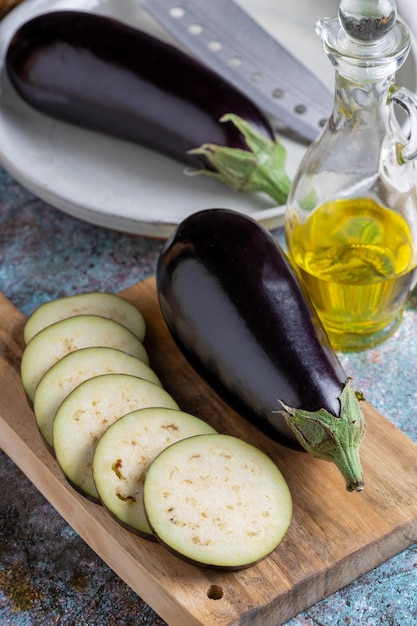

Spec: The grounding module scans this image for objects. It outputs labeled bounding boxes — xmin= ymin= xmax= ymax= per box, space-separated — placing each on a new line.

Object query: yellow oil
xmin=285 ymin=197 xmax=417 ymax=350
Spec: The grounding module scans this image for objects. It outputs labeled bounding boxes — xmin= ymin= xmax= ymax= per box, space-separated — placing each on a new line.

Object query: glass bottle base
xmin=325 ymin=311 xmax=403 ymax=352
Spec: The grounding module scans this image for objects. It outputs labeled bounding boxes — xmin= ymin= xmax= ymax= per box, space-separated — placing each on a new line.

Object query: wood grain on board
xmin=0 ymin=277 xmax=417 ymax=626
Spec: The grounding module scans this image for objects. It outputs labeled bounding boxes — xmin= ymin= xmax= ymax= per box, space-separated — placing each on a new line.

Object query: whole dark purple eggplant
xmin=5 ymin=11 xmax=290 ymax=203
xmin=156 ymin=208 xmax=366 ymax=491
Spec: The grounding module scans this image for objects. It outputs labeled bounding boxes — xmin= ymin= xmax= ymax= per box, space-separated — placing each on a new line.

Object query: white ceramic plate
xmin=0 ymin=0 xmax=415 ymax=238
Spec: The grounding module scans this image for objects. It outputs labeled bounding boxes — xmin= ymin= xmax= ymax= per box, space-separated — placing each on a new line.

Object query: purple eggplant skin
xmin=5 ymin=10 xmax=275 ymax=170
xmin=156 ymin=208 xmax=348 ymax=450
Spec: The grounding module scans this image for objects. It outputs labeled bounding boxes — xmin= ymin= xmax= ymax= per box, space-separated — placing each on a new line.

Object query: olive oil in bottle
xmin=286 ymin=198 xmax=416 ymax=350
xmin=285 ymin=0 xmax=417 ymax=350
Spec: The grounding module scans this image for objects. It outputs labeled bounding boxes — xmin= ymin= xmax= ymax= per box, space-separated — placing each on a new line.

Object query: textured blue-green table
xmin=1 ymin=167 xmax=416 ymax=626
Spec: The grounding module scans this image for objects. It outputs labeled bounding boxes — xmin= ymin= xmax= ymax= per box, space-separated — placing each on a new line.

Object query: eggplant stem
xmin=281 ymin=378 xmax=366 ymax=492
xmin=187 ymin=113 xmax=292 ymax=205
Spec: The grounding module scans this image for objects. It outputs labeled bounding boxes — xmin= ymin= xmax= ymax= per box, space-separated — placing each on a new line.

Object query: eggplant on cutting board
xmin=156 ymin=208 xmax=367 ymax=492
xmin=5 ymin=10 xmax=291 ymax=204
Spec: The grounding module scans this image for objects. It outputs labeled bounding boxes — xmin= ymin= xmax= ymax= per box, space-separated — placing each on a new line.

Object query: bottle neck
xmin=331 ymin=70 xmax=395 ymax=129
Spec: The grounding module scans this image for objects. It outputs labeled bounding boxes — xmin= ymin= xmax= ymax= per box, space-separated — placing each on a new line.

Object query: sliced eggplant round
xmin=92 ymin=407 xmax=217 ymax=538
xmin=53 ymin=374 xmax=179 ymax=501
xmin=24 ymin=291 xmax=146 ymax=344
xmin=33 ymin=346 xmax=162 ymax=449
xmin=143 ymin=434 xmax=292 ymax=570
xmin=21 ymin=314 xmax=149 ymax=401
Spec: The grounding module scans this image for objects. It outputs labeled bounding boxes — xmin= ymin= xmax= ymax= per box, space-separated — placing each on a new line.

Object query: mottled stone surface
xmin=1 ymin=167 xmax=416 ymax=625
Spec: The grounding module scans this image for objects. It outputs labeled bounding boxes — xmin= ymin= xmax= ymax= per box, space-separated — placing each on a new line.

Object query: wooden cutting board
xmin=1 ymin=276 xmax=417 ymax=626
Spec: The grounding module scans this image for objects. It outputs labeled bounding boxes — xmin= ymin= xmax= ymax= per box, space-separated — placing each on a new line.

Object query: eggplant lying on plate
xmin=156 ymin=208 xmax=366 ymax=492
xmin=5 ymin=10 xmax=291 ymax=204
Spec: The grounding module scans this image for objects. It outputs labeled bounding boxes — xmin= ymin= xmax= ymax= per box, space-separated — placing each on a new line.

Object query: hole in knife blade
xmin=228 ymin=56 xmax=242 ymax=68
xmin=169 ymin=7 xmax=184 ymax=19
xmin=295 ymin=104 xmax=307 ymax=114
xmin=208 ymin=40 xmax=222 ymax=52
xmin=188 ymin=23 xmax=203 ymax=35
xmin=272 ymin=88 xmax=284 ymax=99
xmin=251 ymin=71 xmax=262 ymax=83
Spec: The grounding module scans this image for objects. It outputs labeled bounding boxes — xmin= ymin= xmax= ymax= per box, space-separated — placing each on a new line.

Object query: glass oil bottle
xmin=285 ymin=0 xmax=417 ymax=350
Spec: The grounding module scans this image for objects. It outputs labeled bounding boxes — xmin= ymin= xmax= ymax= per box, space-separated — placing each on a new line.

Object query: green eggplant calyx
xmin=281 ymin=378 xmax=366 ymax=492
xmin=187 ymin=113 xmax=292 ymax=206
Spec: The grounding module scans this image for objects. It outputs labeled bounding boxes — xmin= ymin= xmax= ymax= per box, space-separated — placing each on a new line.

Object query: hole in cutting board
xmin=206 ymin=584 xmax=224 ymax=600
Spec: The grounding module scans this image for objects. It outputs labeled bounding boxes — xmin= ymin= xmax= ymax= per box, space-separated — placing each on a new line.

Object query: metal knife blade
xmin=142 ymin=0 xmax=333 ymax=142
